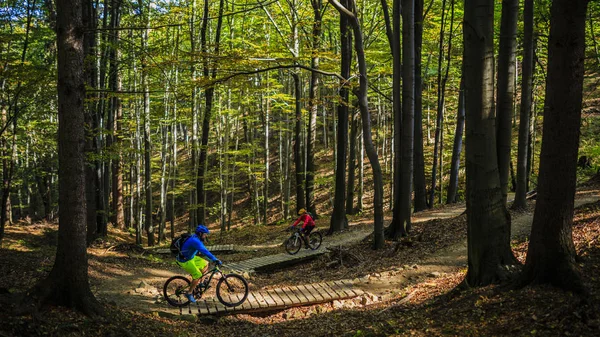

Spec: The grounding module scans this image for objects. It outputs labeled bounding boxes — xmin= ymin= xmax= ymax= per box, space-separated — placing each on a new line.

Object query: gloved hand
xmin=289 ymin=225 xmax=295 ymax=230
xmin=214 ymin=259 xmax=223 ymax=266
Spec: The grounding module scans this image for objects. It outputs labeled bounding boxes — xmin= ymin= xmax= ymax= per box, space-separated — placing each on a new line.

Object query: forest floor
xmin=1 ymin=183 xmax=600 ymax=336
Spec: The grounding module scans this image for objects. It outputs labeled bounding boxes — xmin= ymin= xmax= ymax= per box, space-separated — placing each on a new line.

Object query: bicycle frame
xmin=194 ymin=265 xmax=224 ymax=294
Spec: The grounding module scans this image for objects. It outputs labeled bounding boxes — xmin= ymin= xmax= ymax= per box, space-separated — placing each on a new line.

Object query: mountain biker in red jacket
xmin=290 ymin=208 xmax=315 ymax=247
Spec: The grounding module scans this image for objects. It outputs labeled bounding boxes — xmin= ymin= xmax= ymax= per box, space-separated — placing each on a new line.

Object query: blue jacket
xmin=177 ymin=234 xmax=218 ymax=263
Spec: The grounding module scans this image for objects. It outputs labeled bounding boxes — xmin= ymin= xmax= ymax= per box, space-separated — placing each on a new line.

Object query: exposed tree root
xmin=18 ymin=275 xmax=105 ymax=318
xmin=518 ymin=259 xmax=589 ymax=297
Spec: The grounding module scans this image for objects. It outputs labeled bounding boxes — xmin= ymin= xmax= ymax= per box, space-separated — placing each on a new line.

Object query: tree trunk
xmin=387 ymin=0 xmax=414 ymax=239
xmin=197 ymin=0 xmax=224 ymax=224
xmin=109 ymin=0 xmax=124 ymax=229
xmin=263 ymin=91 xmax=269 ymax=225
xmin=141 ymin=3 xmax=154 ymax=246
xmin=29 ymin=0 xmax=103 ymax=315
xmin=429 ymin=0 xmax=447 ymax=208
xmin=513 ymin=0 xmax=534 ymax=210
xmin=446 ymin=77 xmax=465 ymax=204
xmin=330 ymin=0 xmax=385 ymax=249
xmin=330 ymin=0 xmax=351 ymax=234
xmin=496 ymin=0 xmax=518 ymax=206
xmin=306 ymin=0 xmax=322 ymax=217
xmin=463 ymin=0 xmax=517 ymax=286
xmin=398 ymin=0 xmax=415 ymax=235
xmin=83 ymin=0 xmax=98 ymax=244
xmin=380 ymin=0 xmax=401 ymax=227
xmin=413 ymin=0 xmax=428 ymax=212
xmin=292 ymin=73 xmax=306 ymax=214
xmin=520 ymin=0 xmax=589 ymax=294
xmin=346 ymin=110 xmax=358 ymax=214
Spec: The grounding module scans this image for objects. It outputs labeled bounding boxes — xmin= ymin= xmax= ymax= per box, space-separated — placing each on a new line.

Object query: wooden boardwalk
xmin=161 ymin=280 xmax=363 ymax=316
xmin=146 ymin=244 xmax=253 ymax=255
xmin=224 ymin=247 xmax=325 ymax=274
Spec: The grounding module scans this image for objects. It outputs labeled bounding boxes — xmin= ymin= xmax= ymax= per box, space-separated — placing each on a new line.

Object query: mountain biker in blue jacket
xmin=177 ymin=224 xmax=222 ymax=303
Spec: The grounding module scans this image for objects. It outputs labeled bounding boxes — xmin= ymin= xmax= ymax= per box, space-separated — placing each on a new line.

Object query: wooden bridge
xmin=224 ymin=247 xmax=326 ymax=274
xmin=146 ymin=244 xmax=254 ymax=255
xmin=159 ymin=279 xmax=363 ymax=317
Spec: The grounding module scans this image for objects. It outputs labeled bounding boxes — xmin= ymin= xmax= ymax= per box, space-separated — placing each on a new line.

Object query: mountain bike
xmin=284 ymin=226 xmax=322 ymax=255
xmin=163 ymin=263 xmax=248 ymax=307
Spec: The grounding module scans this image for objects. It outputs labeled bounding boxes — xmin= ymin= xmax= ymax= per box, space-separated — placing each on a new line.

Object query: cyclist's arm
xmin=292 ymin=217 xmax=302 ymax=227
xmin=193 ymin=240 xmax=218 ymax=262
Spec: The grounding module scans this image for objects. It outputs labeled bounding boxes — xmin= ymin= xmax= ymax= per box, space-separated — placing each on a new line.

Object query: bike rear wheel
xmin=285 ymin=235 xmax=302 ymax=255
xmin=163 ymin=275 xmax=191 ymax=307
xmin=216 ymin=274 xmax=249 ymax=307
xmin=308 ymin=231 xmax=322 ymax=250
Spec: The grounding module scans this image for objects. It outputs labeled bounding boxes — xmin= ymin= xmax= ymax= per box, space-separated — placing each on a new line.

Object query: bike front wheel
xmin=163 ymin=275 xmax=191 ymax=307
xmin=216 ymin=274 xmax=249 ymax=307
xmin=285 ymin=235 xmax=302 ymax=255
xmin=308 ymin=231 xmax=322 ymax=250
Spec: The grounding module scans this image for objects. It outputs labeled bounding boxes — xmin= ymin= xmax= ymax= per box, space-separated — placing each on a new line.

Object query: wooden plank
xmin=312 ymin=283 xmax=335 ymax=301
xmin=265 ymin=289 xmax=284 ymax=307
xmin=337 ymin=280 xmax=360 ymax=296
xmin=198 ymin=305 xmax=210 ymax=315
xmin=238 ymin=292 xmax=253 ymax=310
xmin=200 ymin=300 xmax=211 ymax=315
xmin=298 ymin=284 xmax=320 ymax=302
xmin=304 ymin=284 xmax=325 ymax=302
xmin=272 ymin=288 xmax=294 ymax=306
xmin=258 ymin=291 xmax=277 ymax=307
xmin=282 ymin=287 xmax=302 ymax=303
xmin=288 ymin=286 xmax=308 ymax=303
xmin=253 ymin=291 xmax=269 ymax=308
xmin=330 ymin=281 xmax=352 ymax=297
xmin=206 ymin=299 xmax=220 ymax=315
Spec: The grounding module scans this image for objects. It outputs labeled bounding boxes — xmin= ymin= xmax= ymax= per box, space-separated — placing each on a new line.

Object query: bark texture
xmin=464 ymin=0 xmax=517 ymax=287
xmin=520 ymin=0 xmax=589 ymax=294
xmin=29 ymin=0 xmax=102 ymax=315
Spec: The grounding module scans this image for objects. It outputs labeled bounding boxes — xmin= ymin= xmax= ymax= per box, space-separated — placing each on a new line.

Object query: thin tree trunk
xmin=109 ymin=0 xmax=124 ymax=229
xmin=398 ymin=0 xmax=415 ymax=235
xmin=413 ymin=0 xmax=428 ymax=212
xmin=306 ymin=0 xmax=322 ymax=217
xmin=514 ymin=0 xmax=535 ymax=209
xmin=141 ymin=3 xmax=154 ymax=246
xmin=387 ymin=0 xmax=414 ymax=239
xmin=520 ymin=0 xmax=589 ymax=294
xmin=346 ymin=110 xmax=358 ymax=214
xmin=380 ymin=0 xmax=402 ymax=235
xmin=330 ymin=0 xmax=351 ymax=233
xmin=496 ymin=0 xmax=518 ymax=206
xmin=83 ymin=0 xmax=98 ymax=244
xmin=292 ymin=73 xmax=306 ymax=213
xmin=263 ymin=90 xmax=269 ymax=224
xmin=197 ymin=0 xmax=224 ymax=224
xmin=446 ymin=77 xmax=465 ymax=204
xmin=429 ymin=0 xmax=447 ymax=208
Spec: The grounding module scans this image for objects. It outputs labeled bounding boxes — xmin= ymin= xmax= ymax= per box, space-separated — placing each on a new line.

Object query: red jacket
xmin=292 ymin=213 xmax=315 ymax=229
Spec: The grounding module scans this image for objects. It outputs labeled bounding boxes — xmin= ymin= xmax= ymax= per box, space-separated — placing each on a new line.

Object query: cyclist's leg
xmin=194 ymin=257 xmax=209 ymax=283
xmin=303 ymin=226 xmax=315 ymax=246
xmin=178 ymin=257 xmax=203 ymax=294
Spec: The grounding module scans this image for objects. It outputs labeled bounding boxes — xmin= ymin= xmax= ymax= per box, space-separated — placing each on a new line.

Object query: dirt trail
xmin=353 ymin=189 xmax=600 ymax=300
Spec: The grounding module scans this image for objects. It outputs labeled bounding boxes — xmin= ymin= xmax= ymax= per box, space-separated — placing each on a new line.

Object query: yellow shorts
xmin=177 ymin=256 xmax=208 ymax=280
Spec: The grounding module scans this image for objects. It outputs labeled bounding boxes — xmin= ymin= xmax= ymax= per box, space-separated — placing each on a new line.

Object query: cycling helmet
xmin=195 ymin=224 xmax=210 ymax=235
xmin=298 ymin=208 xmax=306 ymax=215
